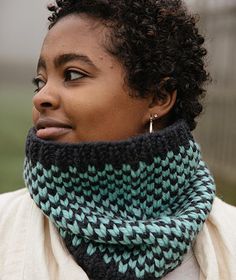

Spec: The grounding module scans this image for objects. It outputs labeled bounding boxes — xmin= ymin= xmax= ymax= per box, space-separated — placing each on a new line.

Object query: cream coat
xmin=0 ymin=188 xmax=236 ymax=280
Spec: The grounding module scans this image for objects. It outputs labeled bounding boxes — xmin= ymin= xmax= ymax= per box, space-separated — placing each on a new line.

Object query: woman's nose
xmin=33 ymin=85 xmax=60 ymax=112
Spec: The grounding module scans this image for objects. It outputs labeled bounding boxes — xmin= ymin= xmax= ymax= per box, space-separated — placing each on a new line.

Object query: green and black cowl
xmin=24 ymin=120 xmax=215 ymax=280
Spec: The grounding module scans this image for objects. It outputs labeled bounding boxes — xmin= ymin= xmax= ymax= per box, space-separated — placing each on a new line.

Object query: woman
xmin=0 ymin=0 xmax=236 ymax=279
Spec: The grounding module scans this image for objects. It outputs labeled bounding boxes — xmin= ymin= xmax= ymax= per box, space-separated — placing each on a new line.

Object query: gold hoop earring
xmin=149 ymin=114 xmax=158 ymax=133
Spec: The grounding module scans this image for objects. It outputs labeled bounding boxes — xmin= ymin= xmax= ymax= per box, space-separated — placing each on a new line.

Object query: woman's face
xmin=32 ymin=14 xmax=152 ymax=143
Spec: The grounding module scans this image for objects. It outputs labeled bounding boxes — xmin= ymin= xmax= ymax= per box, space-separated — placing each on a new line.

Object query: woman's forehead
xmin=45 ymin=14 xmax=107 ymax=45
xmin=37 ymin=14 xmax=123 ymax=75
xmin=40 ymin=15 xmax=113 ymax=65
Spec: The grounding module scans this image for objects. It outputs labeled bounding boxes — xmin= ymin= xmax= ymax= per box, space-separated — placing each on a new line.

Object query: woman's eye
xmin=32 ymin=78 xmax=46 ymax=93
xmin=65 ymin=70 xmax=85 ymax=81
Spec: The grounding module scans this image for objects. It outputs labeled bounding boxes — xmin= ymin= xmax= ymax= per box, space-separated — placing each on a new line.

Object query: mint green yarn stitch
xmin=25 ymin=141 xmax=214 ymax=245
xmin=25 ymin=130 xmax=215 ymax=280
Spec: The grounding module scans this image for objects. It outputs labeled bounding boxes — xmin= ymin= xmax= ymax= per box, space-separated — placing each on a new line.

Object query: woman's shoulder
xmin=210 ymin=196 xmax=236 ymax=223
xmin=207 ymin=196 xmax=236 ymax=238
xmin=0 ymin=187 xmax=29 ymax=202
xmin=0 ymin=188 xmax=33 ymax=239
xmin=0 ymin=188 xmax=31 ymax=214
xmin=191 ymin=198 xmax=236 ymax=279
xmin=0 ymin=189 xmax=37 ymax=275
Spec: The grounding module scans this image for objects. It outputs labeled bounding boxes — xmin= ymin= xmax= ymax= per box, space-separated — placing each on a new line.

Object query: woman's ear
xmin=148 ymin=89 xmax=177 ymax=118
xmin=141 ymin=78 xmax=177 ymax=130
xmin=145 ymin=77 xmax=177 ymax=119
xmin=142 ymin=88 xmax=177 ymax=131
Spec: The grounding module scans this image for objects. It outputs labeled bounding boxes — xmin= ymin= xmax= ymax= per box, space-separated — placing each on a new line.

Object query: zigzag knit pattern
xmin=24 ymin=120 xmax=216 ymax=279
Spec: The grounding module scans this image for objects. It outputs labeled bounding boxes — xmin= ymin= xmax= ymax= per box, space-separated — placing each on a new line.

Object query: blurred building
xmin=188 ymin=0 xmax=236 ymax=184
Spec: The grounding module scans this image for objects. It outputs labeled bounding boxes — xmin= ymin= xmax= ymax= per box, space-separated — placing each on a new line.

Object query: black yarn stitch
xmin=25 ymin=119 xmax=192 ymax=171
xmin=24 ymin=119 xmax=216 ymax=280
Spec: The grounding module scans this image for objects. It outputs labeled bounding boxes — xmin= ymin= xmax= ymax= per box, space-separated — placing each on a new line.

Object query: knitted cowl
xmin=24 ymin=119 xmax=216 ymax=280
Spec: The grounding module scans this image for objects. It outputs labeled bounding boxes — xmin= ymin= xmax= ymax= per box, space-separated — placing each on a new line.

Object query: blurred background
xmin=0 ymin=0 xmax=236 ymax=205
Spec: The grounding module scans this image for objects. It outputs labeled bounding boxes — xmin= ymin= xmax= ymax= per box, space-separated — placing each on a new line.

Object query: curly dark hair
xmin=47 ymin=0 xmax=209 ymax=130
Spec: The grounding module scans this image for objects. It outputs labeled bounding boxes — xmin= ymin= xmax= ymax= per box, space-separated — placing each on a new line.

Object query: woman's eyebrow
xmin=54 ymin=53 xmax=98 ymax=69
xmin=36 ymin=53 xmax=98 ymax=72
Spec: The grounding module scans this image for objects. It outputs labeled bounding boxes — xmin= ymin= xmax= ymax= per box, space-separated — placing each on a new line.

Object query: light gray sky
xmin=0 ymin=0 xmax=50 ymax=64
xmin=0 ymin=0 xmax=235 ymax=65
xmin=0 ymin=0 xmax=197 ymax=65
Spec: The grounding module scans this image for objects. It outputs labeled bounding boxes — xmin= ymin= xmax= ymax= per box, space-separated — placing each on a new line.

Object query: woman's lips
xmin=35 ymin=118 xmax=73 ymax=140
xmin=36 ymin=127 xmax=72 ymax=139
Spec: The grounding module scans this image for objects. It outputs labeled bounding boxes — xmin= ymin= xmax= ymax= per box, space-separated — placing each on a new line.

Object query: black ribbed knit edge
xmin=25 ymin=119 xmax=193 ymax=170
